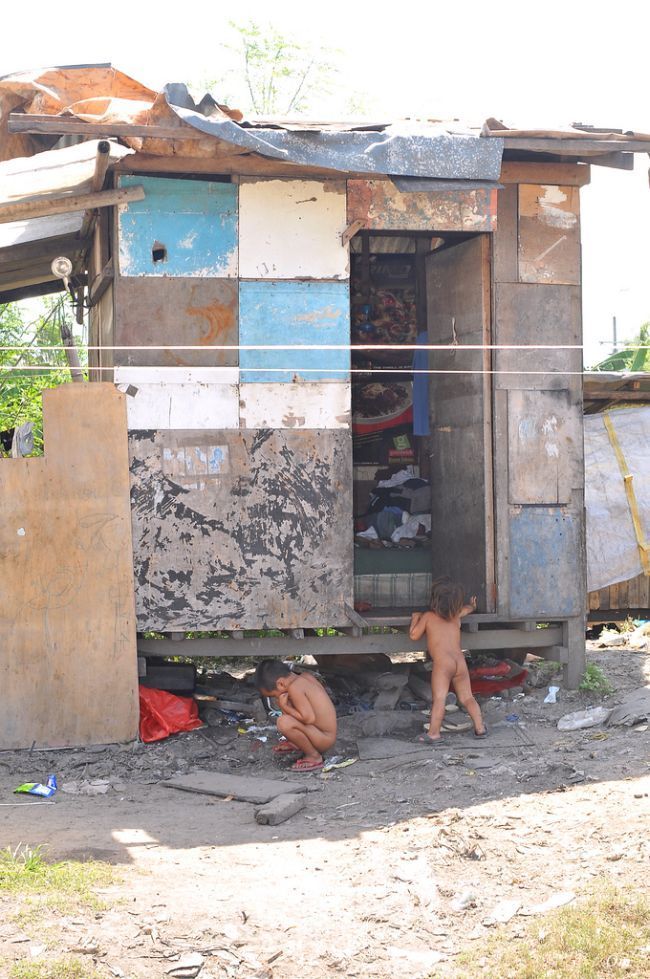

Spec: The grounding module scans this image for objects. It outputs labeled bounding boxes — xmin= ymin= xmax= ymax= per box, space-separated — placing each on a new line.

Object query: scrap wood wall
xmin=0 ymin=384 xmax=138 ymax=749
xmin=104 ymin=174 xmax=501 ymax=632
xmin=493 ymin=176 xmax=585 ymax=621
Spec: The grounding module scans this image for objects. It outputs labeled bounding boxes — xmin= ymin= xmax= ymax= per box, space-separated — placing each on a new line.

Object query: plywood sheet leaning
xmin=518 ymin=184 xmax=580 ymax=285
xmin=347 ymin=179 xmax=497 ymax=233
xmin=129 ymin=428 xmax=353 ymax=631
xmin=0 ymin=384 xmax=138 ymax=749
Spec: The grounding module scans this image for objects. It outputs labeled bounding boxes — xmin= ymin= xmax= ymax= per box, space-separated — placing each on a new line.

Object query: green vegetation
xmin=591 ymin=322 xmax=650 ymax=372
xmin=10 ymin=959 xmax=102 ymax=979
xmin=0 ymin=843 xmax=114 ymax=917
xmin=0 ymin=298 xmax=86 ymax=455
xmin=579 ymin=662 xmax=614 ymax=697
xmin=453 ymin=886 xmax=650 ymax=979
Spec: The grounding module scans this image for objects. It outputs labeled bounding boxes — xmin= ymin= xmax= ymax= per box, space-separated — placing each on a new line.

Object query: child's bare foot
xmin=291 ymin=755 xmax=323 ymax=772
xmin=273 ymin=740 xmax=301 ymax=754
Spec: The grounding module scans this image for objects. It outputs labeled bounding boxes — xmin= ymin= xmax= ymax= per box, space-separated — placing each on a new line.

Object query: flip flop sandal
xmin=290 ymin=757 xmax=324 ymax=772
xmin=474 ymin=727 xmax=489 ymax=739
xmin=272 ymin=741 xmax=300 ymax=754
xmin=412 ymin=733 xmax=445 ymax=746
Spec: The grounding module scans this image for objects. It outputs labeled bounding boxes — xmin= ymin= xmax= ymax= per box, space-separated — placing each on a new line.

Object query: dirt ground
xmin=1 ymin=643 xmax=650 ymax=979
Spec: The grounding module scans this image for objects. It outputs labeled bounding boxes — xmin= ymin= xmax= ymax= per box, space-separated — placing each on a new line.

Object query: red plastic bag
xmin=138 ymin=685 xmax=203 ymax=743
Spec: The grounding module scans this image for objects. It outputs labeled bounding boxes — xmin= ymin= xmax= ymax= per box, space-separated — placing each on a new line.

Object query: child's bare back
xmin=409 ymin=577 xmax=486 ymax=743
xmin=287 ymin=672 xmax=337 ymax=738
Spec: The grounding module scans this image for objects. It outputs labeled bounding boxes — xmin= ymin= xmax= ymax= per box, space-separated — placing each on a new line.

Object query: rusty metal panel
xmin=113 ymin=277 xmax=238 ymax=368
xmin=518 ymin=184 xmax=580 ymax=285
xmin=117 ymin=175 xmax=238 ymax=277
xmin=507 ymin=389 xmax=580 ymax=505
xmin=239 ymin=178 xmax=348 ymax=279
xmin=347 ymin=179 xmax=497 ymax=233
xmin=129 ymin=428 xmax=353 ymax=631
xmin=509 ymin=507 xmax=583 ymax=617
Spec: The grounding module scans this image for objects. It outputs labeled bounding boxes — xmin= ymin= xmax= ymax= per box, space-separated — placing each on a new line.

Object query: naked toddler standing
xmin=409 ymin=576 xmax=487 ymax=743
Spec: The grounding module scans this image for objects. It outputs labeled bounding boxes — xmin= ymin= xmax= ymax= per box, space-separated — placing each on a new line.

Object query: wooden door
xmin=426 ymin=236 xmax=495 ymax=610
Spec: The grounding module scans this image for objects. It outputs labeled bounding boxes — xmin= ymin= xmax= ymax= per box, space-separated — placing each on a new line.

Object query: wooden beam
xmin=9 ymin=113 xmax=208 ymax=141
xmin=587 ymin=152 xmax=634 ymax=171
xmin=341 ymin=219 xmax=365 ymax=246
xmin=0 ymin=185 xmax=144 ymax=225
xmin=79 ymin=140 xmax=112 ymax=241
xmin=499 ymin=161 xmax=591 ymax=187
xmin=584 ymin=389 xmax=650 ymax=401
xmin=89 ymin=258 xmax=113 ymax=307
xmin=115 ymin=152 xmax=368 ymax=181
xmin=493 ymin=136 xmax=650 ymax=155
xmin=0 ymin=279 xmax=65 ymax=303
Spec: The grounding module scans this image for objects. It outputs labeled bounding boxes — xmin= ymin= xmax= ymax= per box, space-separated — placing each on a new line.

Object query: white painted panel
xmin=239 ymin=382 xmax=351 ymax=429
xmin=114 ymin=367 xmax=240 ymax=385
xmin=118 ymin=383 xmax=240 ymax=430
xmin=239 ymin=179 xmax=349 ymax=279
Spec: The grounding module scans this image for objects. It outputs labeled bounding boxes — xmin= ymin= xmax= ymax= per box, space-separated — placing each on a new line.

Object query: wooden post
xmin=79 ymin=141 xmax=112 ymax=241
xmin=58 ymin=305 xmax=85 ymax=383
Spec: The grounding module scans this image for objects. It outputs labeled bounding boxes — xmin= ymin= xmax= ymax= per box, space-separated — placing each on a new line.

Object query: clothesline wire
xmin=1 ymin=343 xmax=650 ymax=352
xmin=0 ymin=365 xmax=620 ymax=376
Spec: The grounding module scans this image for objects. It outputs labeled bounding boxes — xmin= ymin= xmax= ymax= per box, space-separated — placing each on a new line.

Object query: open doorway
xmin=350 ymin=231 xmax=494 ymax=615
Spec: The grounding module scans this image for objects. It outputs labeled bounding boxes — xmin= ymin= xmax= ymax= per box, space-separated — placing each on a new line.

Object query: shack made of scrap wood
xmin=87 ymin=154 xmax=588 ymax=683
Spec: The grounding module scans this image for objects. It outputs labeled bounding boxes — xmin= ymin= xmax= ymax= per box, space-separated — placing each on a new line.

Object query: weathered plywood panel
xmin=129 ymin=428 xmax=353 ymax=630
xmin=426 ymin=237 xmax=494 ymax=610
xmin=494 ymin=283 xmax=582 ymax=390
xmin=119 ymin=382 xmax=240 ymax=430
xmin=117 ymin=175 xmax=237 ymax=277
xmin=115 ymin=366 xmax=240 ymax=385
xmin=518 ymin=184 xmax=580 ymax=285
xmin=0 ymin=385 xmax=138 ymax=749
xmin=509 ymin=507 xmax=583 ymax=617
xmin=113 ymin=277 xmax=238 ymax=368
xmin=347 ymin=179 xmax=497 ymax=232
xmin=507 ymin=389 xmax=579 ymax=505
xmin=239 ymin=382 xmax=350 ymax=429
xmin=239 ymin=178 xmax=348 ymax=279
xmin=494 ymin=183 xmax=518 ymax=283
xmin=239 ymin=280 xmax=350 ymax=382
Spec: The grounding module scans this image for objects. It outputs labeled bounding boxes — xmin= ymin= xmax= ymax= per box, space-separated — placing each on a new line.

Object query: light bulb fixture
xmin=51 ymin=256 xmax=73 ymax=294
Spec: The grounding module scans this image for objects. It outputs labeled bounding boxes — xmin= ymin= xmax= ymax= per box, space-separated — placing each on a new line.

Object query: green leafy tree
xmin=591 ymin=322 xmax=650 ymax=372
xmin=0 ymin=297 xmax=86 ymax=454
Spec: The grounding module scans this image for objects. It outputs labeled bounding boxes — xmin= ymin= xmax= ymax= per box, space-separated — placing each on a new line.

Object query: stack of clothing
xmin=356 ymin=468 xmax=431 ymax=546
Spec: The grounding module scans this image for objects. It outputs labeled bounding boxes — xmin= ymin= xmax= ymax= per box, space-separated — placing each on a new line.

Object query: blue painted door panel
xmin=239 ymin=280 xmax=350 ymax=382
xmin=118 ymin=176 xmax=238 ymax=277
xmin=509 ymin=507 xmax=582 ymax=617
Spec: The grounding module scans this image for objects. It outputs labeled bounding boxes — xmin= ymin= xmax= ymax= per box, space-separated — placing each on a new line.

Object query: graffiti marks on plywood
xmin=128 ymin=428 xmax=353 ymax=631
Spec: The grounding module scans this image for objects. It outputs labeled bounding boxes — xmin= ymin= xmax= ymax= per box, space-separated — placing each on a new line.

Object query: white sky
xmin=5 ymin=0 xmax=649 ymax=366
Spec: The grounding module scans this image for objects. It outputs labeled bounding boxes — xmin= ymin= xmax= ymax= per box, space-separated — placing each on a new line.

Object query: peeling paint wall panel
xmin=347 ymin=179 xmax=497 ymax=232
xmin=114 ymin=366 xmax=240 ymax=385
xmin=518 ymin=184 xmax=580 ymax=284
xmin=507 ymin=389 xmax=579 ymax=504
xmin=509 ymin=508 xmax=582 ymax=617
xmin=113 ymin=278 xmax=238 ymax=367
xmin=239 ymin=382 xmax=350 ymax=429
xmin=117 ymin=176 xmax=238 ymax=277
xmin=119 ymin=383 xmax=240 ymax=430
xmin=239 ymin=179 xmax=348 ymax=279
xmin=239 ymin=280 xmax=350 ymax=382
xmin=129 ymin=428 xmax=353 ymax=631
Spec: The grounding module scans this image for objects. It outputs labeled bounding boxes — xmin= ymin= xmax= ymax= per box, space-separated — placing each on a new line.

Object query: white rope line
xmin=1 ymin=343 xmax=649 ymax=352
xmin=0 ymin=365 xmax=600 ymax=375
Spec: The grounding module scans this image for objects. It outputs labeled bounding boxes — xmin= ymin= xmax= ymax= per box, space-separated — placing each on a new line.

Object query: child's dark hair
xmin=430 ymin=576 xmax=466 ymax=620
xmin=254 ymin=659 xmax=292 ymax=691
